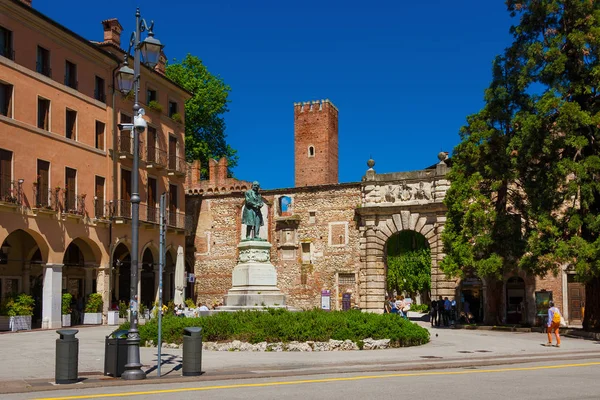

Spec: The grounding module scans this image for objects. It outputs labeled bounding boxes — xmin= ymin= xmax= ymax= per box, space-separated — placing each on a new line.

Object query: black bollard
xmin=55 ymin=329 xmax=79 ymax=384
xmin=182 ymin=327 xmax=203 ymax=376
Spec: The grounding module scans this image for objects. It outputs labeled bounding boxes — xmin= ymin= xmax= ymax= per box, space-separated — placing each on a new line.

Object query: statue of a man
xmin=242 ymin=181 xmax=264 ymax=240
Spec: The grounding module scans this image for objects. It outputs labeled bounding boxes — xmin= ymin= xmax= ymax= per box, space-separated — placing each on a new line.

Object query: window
xmin=95 ymin=121 xmax=105 ymax=150
xmin=36 ymin=46 xmax=51 ymax=77
xmin=0 ymin=149 xmax=13 ymax=202
xmin=147 ymin=126 xmax=156 ymax=162
xmin=338 ymin=273 xmax=355 ymax=285
xmin=0 ymin=82 xmax=13 ymax=117
xmin=278 ymin=196 xmax=292 ymax=216
xmin=0 ymin=26 xmax=13 ymax=60
xmin=301 ymin=242 xmax=311 ymax=264
xmin=147 ymin=177 xmax=157 ymax=223
xmin=328 ymin=222 xmax=348 ymax=246
xmin=65 ymin=167 xmax=76 ymax=212
xmin=147 ymin=88 xmax=157 ymax=104
xmin=120 ymin=113 xmax=132 ymax=123
xmin=119 ymin=114 xmax=132 ymax=154
xmin=95 ymin=176 xmax=105 ymax=219
xmin=168 ymin=184 xmax=178 ymax=226
xmin=64 ymin=60 xmax=77 ymax=89
xmin=36 ymin=160 xmax=50 ymax=208
xmin=168 ymin=100 xmax=178 ymax=117
xmin=94 ymin=76 xmax=105 ymax=102
xmin=37 ymin=97 xmax=50 ymax=130
xmin=309 ymin=211 xmax=316 ymax=224
xmin=65 ymin=109 xmax=77 ymax=140
xmin=308 ymin=146 xmax=315 ymax=157
xmin=168 ymin=136 xmax=177 ymax=169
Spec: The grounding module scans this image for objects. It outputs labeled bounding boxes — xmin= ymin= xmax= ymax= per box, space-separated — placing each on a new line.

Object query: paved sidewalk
xmin=0 ymin=320 xmax=599 ymax=394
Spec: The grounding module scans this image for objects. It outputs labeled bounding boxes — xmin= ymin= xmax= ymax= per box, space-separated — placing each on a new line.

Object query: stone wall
xmin=189 ymin=183 xmax=362 ymax=310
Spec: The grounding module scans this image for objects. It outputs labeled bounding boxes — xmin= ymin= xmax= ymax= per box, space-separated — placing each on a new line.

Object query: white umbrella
xmin=173 ymin=246 xmax=185 ymax=307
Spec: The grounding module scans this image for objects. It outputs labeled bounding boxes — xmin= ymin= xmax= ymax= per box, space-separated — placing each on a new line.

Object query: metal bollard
xmin=182 ymin=327 xmax=203 ymax=376
xmin=55 ymin=329 xmax=79 ymax=384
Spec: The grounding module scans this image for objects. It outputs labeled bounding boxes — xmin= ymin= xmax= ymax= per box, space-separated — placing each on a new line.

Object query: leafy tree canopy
xmin=386 ymin=231 xmax=431 ymax=296
xmin=165 ymin=54 xmax=238 ymax=178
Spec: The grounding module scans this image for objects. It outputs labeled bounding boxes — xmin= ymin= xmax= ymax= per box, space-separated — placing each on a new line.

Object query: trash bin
xmin=55 ymin=329 xmax=79 ymax=384
xmin=182 ymin=327 xmax=202 ymax=376
xmin=104 ymin=329 xmax=128 ymax=377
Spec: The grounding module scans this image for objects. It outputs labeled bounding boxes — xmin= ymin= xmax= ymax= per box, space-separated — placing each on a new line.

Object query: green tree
xmin=386 ymin=231 xmax=431 ymax=298
xmin=443 ymin=1 xmax=600 ymax=330
xmin=165 ymin=54 xmax=238 ymax=177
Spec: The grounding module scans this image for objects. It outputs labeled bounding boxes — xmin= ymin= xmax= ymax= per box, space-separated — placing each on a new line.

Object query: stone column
xmin=42 ymin=263 xmax=63 ymax=329
xmin=22 ymin=262 xmax=31 ymax=295
xmin=114 ymin=268 xmax=120 ymax=301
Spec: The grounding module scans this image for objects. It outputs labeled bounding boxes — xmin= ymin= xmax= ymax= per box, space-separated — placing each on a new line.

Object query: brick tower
xmin=294 ymin=99 xmax=339 ymax=187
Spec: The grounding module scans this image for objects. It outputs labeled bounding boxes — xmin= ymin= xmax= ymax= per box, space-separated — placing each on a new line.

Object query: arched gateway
xmin=356 ymin=154 xmax=455 ymax=313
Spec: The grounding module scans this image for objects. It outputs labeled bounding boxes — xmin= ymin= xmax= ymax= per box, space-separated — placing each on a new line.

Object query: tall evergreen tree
xmin=443 ymin=1 xmax=600 ymax=330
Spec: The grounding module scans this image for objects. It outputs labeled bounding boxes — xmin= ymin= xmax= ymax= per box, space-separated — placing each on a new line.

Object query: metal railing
xmin=113 ymin=199 xmax=132 ymax=219
xmin=64 ymin=194 xmax=86 ymax=216
xmin=166 ymin=210 xmax=186 ymax=229
xmin=0 ymin=180 xmax=21 ymax=205
xmin=33 ymin=185 xmax=56 ymax=210
xmin=168 ymin=154 xmax=186 ymax=174
xmin=146 ymin=146 xmax=167 ymax=168
xmin=145 ymin=205 xmax=158 ymax=223
xmin=117 ymin=134 xmax=144 ymax=160
xmin=93 ymin=198 xmax=110 ymax=219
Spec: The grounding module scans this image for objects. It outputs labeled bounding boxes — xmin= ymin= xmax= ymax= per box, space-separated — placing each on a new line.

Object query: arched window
xmin=308 ymin=146 xmax=315 ymax=157
xmin=279 ymin=196 xmax=292 ymax=216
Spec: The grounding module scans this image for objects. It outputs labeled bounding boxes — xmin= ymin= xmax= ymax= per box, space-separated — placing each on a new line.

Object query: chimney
xmin=102 ymin=19 xmax=123 ymax=47
xmin=19 ymin=0 xmax=32 ymax=6
xmin=154 ymin=51 xmax=166 ymax=75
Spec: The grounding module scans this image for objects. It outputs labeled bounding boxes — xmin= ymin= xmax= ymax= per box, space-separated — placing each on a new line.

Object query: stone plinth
xmin=220 ymin=240 xmax=286 ymax=310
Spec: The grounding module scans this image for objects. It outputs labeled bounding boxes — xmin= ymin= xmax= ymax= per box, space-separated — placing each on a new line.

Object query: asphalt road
xmin=8 ymin=358 xmax=600 ymax=400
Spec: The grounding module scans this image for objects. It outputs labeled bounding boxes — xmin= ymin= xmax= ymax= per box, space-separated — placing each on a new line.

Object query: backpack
xmin=552 ymin=308 xmax=561 ymax=323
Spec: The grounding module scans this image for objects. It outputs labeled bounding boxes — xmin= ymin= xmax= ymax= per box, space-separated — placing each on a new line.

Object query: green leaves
xmin=165 ymin=54 xmax=238 ymax=177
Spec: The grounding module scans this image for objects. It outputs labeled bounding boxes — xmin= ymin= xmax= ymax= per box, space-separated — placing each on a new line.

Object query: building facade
xmin=186 ymin=99 xmax=582 ymax=326
xmin=0 ymin=0 xmax=189 ymax=329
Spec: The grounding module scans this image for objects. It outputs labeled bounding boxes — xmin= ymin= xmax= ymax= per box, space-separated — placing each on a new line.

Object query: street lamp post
xmin=116 ymin=7 xmax=164 ymax=381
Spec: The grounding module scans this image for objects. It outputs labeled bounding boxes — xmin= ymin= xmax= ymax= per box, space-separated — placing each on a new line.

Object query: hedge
xmin=120 ymin=308 xmax=429 ymax=347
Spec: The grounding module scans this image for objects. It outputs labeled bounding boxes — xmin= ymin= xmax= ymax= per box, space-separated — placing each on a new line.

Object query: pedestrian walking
xmin=545 ymin=301 xmax=562 ymax=347
xmin=436 ymin=296 xmax=444 ymax=327
xmin=430 ymin=299 xmax=438 ymax=326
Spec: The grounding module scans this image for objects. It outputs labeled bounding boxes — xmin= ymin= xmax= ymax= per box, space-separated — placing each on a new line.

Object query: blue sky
xmin=35 ymin=0 xmax=515 ymax=189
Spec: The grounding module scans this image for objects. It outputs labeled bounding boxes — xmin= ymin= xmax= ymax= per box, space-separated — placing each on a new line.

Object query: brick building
xmin=186 ymin=98 xmax=584 ymax=326
xmin=0 ymin=0 xmax=189 ymax=329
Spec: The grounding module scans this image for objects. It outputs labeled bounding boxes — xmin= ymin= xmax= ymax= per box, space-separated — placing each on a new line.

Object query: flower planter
xmin=83 ymin=312 xmax=102 ymax=325
xmin=9 ymin=316 xmax=32 ymax=332
xmin=62 ymin=314 xmax=71 ymax=327
xmin=107 ymin=311 xmax=119 ymax=325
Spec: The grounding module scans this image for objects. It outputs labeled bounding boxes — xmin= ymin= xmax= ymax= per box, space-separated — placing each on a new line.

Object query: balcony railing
xmin=113 ymin=199 xmax=132 ymax=219
xmin=145 ymin=205 xmax=158 ymax=224
xmin=0 ymin=180 xmax=22 ymax=205
xmin=64 ymin=194 xmax=86 ymax=216
xmin=117 ymin=134 xmax=144 ymax=161
xmin=166 ymin=210 xmax=186 ymax=230
xmin=146 ymin=146 xmax=167 ymax=168
xmin=168 ymin=154 xmax=186 ymax=176
xmin=33 ymin=185 xmax=57 ymax=211
xmin=93 ymin=198 xmax=110 ymax=219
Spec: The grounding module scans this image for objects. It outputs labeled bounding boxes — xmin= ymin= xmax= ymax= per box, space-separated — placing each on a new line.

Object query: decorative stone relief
xmin=238 ymin=247 xmax=270 ymax=263
xmin=362 ymin=181 xmax=437 ymax=205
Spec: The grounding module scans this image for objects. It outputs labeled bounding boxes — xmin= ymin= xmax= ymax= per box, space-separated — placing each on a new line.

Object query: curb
xmin=2 ymin=350 xmax=600 ymax=395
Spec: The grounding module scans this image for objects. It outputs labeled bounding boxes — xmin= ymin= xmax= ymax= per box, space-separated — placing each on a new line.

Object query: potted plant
xmin=148 ymin=100 xmax=163 ymax=113
xmin=83 ymin=293 xmax=103 ymax=325
xmin=170 ymin=112 xmax=182 ymax=123
xmin=0 ymin=294 xmax=34 ymax=331
xmin=118 ymin=300 xmax=128 ymax=324
xmin=62 ymin=293 xmax=72 ymax=327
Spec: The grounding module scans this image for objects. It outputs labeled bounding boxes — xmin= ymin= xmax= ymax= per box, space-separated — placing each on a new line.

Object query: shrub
xmin=185 ymin=298 xmax=196 ymax=308
xmin=85 ymin=293 xmax=103 ymax=313
xmin=171 ymin=113 xmax=182 ymax=123
xmin=148 ymin=100 xmax=163 ymax=113
xmin=410 ymin=304 xmax=429 ymax=313
xmin=118 ymin=300 xmax=128 ymax=318
xmin=0 ymin=294 xmax=35 ymax=316
xmin=122 ymin=309 xmax=430 ymax=348
xmin=62 ymin=293 xmax=72 ymax=315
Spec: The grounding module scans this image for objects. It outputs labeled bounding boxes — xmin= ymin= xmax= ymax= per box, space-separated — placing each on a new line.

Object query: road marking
xmin=35 ymin=361 xmax=600 ymax=400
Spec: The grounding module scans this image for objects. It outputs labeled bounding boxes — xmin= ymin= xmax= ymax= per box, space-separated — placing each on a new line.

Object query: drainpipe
xmin=107 ymin=62 xmax=119 ymax=312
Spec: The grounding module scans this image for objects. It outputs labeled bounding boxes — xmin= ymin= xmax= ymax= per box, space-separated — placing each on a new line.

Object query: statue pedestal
xmin=220 ymin=241 xmax=286 ymax=310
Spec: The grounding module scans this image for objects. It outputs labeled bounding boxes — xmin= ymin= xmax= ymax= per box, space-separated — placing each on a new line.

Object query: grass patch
xmin=120 ymin=308 xmax=429 ymax=347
